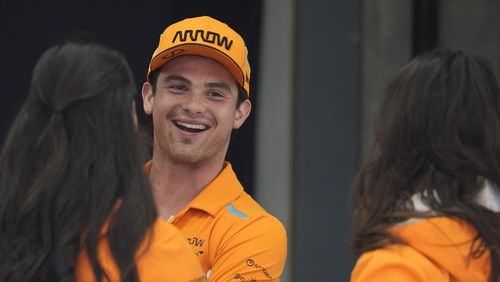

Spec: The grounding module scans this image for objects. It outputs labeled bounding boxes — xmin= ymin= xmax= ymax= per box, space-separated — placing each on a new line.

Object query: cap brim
xmin=149 ymin=43 xmax=244 ymax=89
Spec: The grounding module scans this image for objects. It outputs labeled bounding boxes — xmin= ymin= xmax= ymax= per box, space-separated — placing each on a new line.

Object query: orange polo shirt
xmin=145 ymin=161 xmax=287 ymax=282
xmin=351 ymin=217 xmax=491 ymax=282
xmin=75 ymin=218 xmax=205 ymax=282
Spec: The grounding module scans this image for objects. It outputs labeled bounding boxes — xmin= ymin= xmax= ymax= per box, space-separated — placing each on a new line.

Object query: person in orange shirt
xmin=0 ymin=41 xmax=204 ymax=281
xmin=351 ymin=49 xmax=500 ymax=282
xmin=141 ymin=16 xmax=287 ymax=281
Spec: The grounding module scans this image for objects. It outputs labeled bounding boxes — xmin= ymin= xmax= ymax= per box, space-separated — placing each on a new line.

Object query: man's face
xmin=142 ymin=55 xmax=251 ymax=166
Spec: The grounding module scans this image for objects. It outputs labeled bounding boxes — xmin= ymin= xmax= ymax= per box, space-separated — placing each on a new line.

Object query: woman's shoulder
xmin=352 ymin=216 xmax=491 ymax=282
xmin=75 ymin=218 xmax=206 ymax=282
xmin=351 ymin=243 xmax=449 ymax=282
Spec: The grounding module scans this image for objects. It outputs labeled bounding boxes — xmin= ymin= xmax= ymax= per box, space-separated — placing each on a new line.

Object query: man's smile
xmin=173 ymin=120 xmax=210 ymax=133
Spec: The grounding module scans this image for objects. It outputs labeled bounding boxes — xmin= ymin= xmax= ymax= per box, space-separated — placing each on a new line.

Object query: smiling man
xmin=141 ymin=16 xmax=287 ymax=281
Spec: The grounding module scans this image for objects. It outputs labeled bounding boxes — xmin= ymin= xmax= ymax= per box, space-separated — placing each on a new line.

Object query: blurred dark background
xmin=0 ymin=0 xmax=262 ymax=194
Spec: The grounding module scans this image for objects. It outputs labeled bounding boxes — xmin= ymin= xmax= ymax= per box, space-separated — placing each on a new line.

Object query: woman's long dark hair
xmin=352 ymin=49 xmax=500 ymax=282
xmin=0 ymin=42 xmax=157 ymax=281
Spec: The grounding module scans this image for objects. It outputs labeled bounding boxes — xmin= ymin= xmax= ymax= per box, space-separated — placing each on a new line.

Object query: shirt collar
xmin=398 ymin=180 xmax=500 ymax=226
xmin=410 ymin=179 xmax=500 ymax=213
xmin=144 ymin=161 xmax=244 ymax=217
xmin=187 ymin=162 xmax=244 ymax=216
xmin=476 ymin=180 xmax=500 ymax=212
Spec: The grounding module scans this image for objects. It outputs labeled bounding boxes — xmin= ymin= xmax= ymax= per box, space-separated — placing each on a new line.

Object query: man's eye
xmin=208 ymin=91 xmax=224 ymax=98
xmin=169 ymin=85 xmax=187 ymax=91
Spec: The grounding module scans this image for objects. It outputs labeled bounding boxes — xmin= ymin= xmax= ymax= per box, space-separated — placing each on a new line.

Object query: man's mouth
xmin=174 ymin=121 xmax=209 ymax=133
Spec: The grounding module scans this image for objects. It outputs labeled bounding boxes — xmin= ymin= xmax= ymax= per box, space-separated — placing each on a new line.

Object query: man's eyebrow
xmin=205 ymin=82 xmax=231 ymax=91
xmin=163 ymin=75 xmax=191 ymax=85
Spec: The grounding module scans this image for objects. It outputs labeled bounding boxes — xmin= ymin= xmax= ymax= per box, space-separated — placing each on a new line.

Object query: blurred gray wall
xmin=439 ymin=0 xmax=500 ymax=71
xmin=256 ymin=0 xmax=358 ymax=280
xmin=360 ymin=0 xmax=412 ymax=159
xmin=255 ymin=1 xmax=295 ymax=281
xmin=360 ymin=0 xmax=500 ymax=159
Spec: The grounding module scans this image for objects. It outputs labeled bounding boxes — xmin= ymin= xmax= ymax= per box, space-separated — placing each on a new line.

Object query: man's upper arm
xmin=208 ymin=215 xmax=287 ymax=281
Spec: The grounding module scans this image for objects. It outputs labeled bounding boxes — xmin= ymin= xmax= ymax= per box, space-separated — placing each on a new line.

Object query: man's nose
xmin=182 ymin=92 xmax=206 ymax=114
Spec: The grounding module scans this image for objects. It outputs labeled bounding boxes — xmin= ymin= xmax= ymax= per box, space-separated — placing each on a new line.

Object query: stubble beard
xmin=156 ymin=130 xmax=231 ymax=167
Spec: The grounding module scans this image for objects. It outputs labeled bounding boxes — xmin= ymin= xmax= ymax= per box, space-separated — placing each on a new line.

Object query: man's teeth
xmin=176 ymin=121 xmax=207 ymax=130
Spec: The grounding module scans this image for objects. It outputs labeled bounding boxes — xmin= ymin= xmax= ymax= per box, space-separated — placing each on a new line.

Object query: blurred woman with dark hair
xmin=0 ymin=42 xmax=204 ymax=281
xmin=351 ymin=49 xmax=500 ymax=282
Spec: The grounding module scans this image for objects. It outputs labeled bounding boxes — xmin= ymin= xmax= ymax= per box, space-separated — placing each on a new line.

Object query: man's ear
xmin=233 ymin=99 xmax=251 ymax=129
xmin=142 ymin=82 xmax=154 ymax=115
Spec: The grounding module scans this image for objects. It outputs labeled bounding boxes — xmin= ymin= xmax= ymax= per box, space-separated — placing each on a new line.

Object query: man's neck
xmin=149 ymin=153 xmax=225 ymax=220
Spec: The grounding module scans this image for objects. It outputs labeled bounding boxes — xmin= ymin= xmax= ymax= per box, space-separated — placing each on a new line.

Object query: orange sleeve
xmin=208 ymin=215 xmax=287 ymax=282
xmin=351 ymin=245 xmax=449 ymax=282
xmin=76 ymin=220 xmax=206 ymax=282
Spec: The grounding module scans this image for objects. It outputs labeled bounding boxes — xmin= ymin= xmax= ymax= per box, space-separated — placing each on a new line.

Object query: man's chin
xmin=168 ymin=150 xmax=204 ymax=165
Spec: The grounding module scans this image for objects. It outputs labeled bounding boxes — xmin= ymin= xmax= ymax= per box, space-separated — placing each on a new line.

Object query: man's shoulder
xmin=206 ymin=192 xmax=287 ymax=281
xmin=211 ymin=191 xmax=286 ymax=238
xmin=219 ymin=191 xmax=279 ymax=219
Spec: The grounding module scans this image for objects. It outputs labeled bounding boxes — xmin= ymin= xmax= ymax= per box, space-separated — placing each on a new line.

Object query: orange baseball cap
xmin=147 ymin=16 xmax=251 ymax=96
